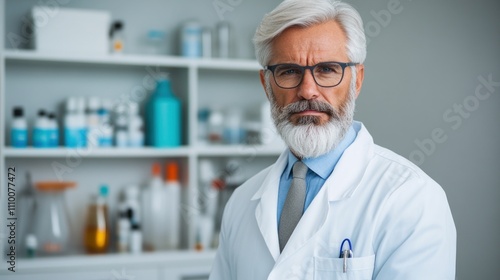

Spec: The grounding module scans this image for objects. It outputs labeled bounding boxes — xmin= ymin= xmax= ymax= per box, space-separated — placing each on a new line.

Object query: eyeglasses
xmin=264 ymin=61 xmax=358 ymax=89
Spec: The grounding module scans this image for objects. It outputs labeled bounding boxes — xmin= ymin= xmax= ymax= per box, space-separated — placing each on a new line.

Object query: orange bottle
xmin=84 ymin=185 xmax=110 ymax=254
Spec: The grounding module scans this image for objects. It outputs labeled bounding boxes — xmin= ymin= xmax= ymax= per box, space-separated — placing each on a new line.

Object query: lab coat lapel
xmin=252 ymin=150 xmax=289 ymax=261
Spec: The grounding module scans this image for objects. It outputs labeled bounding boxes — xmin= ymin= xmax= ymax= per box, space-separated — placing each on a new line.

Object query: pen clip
xmin=339 ymin=238 xmax=354 ymax=273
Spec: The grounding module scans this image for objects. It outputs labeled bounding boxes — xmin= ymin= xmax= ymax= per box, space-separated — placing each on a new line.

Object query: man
xmin=209 ymin=0 xmax=456 ymax=279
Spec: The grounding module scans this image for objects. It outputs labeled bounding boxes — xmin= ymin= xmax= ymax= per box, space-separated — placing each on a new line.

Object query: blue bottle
xmin=147 ymin=79 xmax=181 ymax=147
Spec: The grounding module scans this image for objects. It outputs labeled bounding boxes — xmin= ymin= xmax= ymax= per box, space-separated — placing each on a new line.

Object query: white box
xmin=31 ymin=6 xmax=111 ymax=54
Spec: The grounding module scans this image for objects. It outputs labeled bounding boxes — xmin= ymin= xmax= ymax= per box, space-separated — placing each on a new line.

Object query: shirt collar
xmin=285 ymin=125 xmax=357 ymax=179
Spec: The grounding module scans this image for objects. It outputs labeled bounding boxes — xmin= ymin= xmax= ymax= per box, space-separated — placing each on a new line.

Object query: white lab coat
xmin=209 ymin=122 xmax=456 ymax=280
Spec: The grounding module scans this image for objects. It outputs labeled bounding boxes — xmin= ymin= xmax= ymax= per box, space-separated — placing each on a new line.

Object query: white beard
xmin=267 ymin=76 xmax=356 ymax=159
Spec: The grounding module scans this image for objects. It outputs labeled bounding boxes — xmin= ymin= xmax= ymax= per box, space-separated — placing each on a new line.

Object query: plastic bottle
xmin=216 ymin=21 xmax=231 ymax=58
xmin=86 ymin=97 xmax=100 ymax=147
xmin=223 ymin=108 xmax=245 ymax=145
xmin=124 ymin=186 xmax=141 ymax=226
xmin=116 ymin=199 xmax=131 ymax=253
xmin=10 ymin=106 xmax=28 ymax=148
xmin=181 ymin=21 xmax=202 ymax=57
xmin=129 ymin=223 xmax=142 ymax=253
xmin=64 ymin=98 xmax=79 ymax=148
xmin=98 ymin=98 xmax=113 ymax=147
xmin=47 ymin=113 xmax=59 ymax=148
xmin=146 ymin=78 xmax=181 ymax=147
xmin=127 ymin=102 xmax=144 ymax=147
xmin=83 ymin=185 xmax=110 ymax=254
xmin=114 ymin=103 xmax=128 ymax=147
xmin=141 ymin=162 xmax=168 ymax=251
xmin=110 ymin=21 xmax=125 ymax=54
xmin=208 ymin=108 xmax=224 ymax=144
xmin=76 ymin=97 xmax=88 ymax=147
xmin=164 ymin=162 xmax=181 ymax=250
xmin=33 ymin=109 xmax=50 ymax=148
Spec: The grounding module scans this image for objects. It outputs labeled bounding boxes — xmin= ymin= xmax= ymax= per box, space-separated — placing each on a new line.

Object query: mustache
xmin=280 ymin=99 xmax=337 ymax=117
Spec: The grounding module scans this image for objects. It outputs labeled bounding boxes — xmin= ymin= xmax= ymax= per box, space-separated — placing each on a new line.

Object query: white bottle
xmin=141 ymin=162 xmax=168 ymax=251
xmin=98 ymin=98 xmax=113 ymax=147
xmin=76 ymin=97 xmax=88 ymax=147
xmin=114 ymin=104 xmax=128 ymax=147
xmin=129 ymin=223 xmax=142 ymax=253
xmin=47 ymin=113 xmax=59 ymax=148
xmin=124 ymin=185 xmax=141 ymax=225
xmin=64 ymin=98 xmax=80 ymax=148
xmin=10 ymin=107 xmax=28 ymax=148
xmin=116 ymin=200 xmax=131 ymax=253
xmin=127 ymin=102 xmax=144 ymax=147
xmin=86 ymin=97 xmax=101 ymax=147
xmin=164 ymin=162 xmax=181 ymax=250
xmin=33 ymin=109 xmax=49 ymax=148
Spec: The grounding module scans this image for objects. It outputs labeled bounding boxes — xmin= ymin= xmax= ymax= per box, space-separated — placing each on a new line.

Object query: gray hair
xmin=253 ymin=0 xmax=366 ymax=66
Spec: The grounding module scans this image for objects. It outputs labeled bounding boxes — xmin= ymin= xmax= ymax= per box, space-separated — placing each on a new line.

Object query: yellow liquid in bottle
xmin=84 ymin=204 xmax=109 ymax=254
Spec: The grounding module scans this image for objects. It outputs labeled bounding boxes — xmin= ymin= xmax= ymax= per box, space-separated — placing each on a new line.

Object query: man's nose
xmin=297 ymin=69 xmax=319 ymax=100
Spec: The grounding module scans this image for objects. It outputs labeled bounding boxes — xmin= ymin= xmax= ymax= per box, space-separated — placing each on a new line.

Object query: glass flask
xmin=33 ymin=181 xmax=76 ymax=255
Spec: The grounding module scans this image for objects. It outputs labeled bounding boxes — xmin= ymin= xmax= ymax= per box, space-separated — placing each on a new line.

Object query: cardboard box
xmin=31 ymin=6 xmax=111 ymax=54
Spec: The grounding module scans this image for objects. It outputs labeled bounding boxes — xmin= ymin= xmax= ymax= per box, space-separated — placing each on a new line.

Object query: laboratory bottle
xmin=223 ymin=108 xmax=245 ymax=145
xmin=127 ymin=102 xmax=144 ymax=147
xmin=64 ymin=97 xmax=78 ymax=147
xmin=33 ymin=109 xmax=50 ymax=148
xmin=141 ymin=162 xmax=168 ymax=251
xmin=124 ymin=185 xmax=141 ymax=225
xmin=86 ymin=97 xmax=100 ymax=147
xmin=47 ymin=113 xmax=59 ymax=147
xmin=208 ymin=108 xmax=224 ymax=144
xmin=84 ymin=185 xmax=110 ymax=254
xmin=33 ymin=181 xmax=76 ymax=255
xmin=10 ymin=106 xmax=28 ymax=148
xmin=76 ymin=97 xmax=88 ymax=147
xmin=116 ymin=201 xmax=131 ymax=253
xmin=114 ymin=103 xmax=128 ymax=147
xmin=129 ymin=223 xmax=142 ymax=253
xmin=97 ymin=98 xmax=113 ymax=147
xmin=164 ymin=162 xmax=181 ymax=250
xmin=181 ymin=21 xmax=202 ymax=57
xmin=146 ymin=78 xmax=181 ymax=147
xmin=110 ymin=21 xmax=125 ymax=54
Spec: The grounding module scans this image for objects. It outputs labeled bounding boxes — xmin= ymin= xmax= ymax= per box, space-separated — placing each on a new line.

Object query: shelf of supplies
xmin=2 ymin=147 xmax=193 ymax=158
xmin=14 ymin=250 xmax=216 ymax=270
xmin=196 ymin=144 xmax=284 ymax=157
xmin=3 ymin=49 xmax=261 ymax=71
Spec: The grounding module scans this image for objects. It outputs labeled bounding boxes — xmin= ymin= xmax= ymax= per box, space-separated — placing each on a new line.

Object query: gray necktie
xmin=278 ymin=161 xmax=308 ymax=252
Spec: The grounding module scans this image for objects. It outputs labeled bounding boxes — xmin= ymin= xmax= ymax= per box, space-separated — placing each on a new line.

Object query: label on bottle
xmin=33 ymin=128 xmax=49 ymax=148
xmin=65 ymin=128 xmax=86 ymax=148
xmin=49 ymin=129 xmax=59 ymax=147
xmin=11 ymin=129 xmax=28 ymax=148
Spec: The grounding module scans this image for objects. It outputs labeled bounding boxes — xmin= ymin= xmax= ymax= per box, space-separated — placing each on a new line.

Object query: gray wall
xmin=3 ymin=0 xmax=500 ymax=279
xmin=351 ymin=0 xmax=500 ymax=279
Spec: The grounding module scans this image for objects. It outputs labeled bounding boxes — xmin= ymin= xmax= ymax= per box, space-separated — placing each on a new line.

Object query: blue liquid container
xmin=147 ymin=79 xmax=181 ymax=147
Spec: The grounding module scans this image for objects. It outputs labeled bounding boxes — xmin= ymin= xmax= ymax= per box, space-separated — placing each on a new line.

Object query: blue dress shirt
xmin=277 ymin=125 xmax=358 ymax=225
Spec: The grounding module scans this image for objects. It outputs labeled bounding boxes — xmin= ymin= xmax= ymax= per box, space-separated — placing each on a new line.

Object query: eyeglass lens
xmin=273 ymin=62 xmax=344 ymax=88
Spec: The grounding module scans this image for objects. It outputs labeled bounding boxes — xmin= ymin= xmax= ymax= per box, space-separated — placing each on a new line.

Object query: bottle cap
xmin=38 ymin=109 xmax=46 ymax=117
xmin=48 ymin=113 xmax=56 ymax=120
xmin=99 ymin=184 xmax=109 ymax=197
xmin=151 ymin=162 xmax=162 ymax=177
xmin=13 ymin=107 xmax=24 ymax=117
xmin=166 ymin=162 xmax=179 ymax=182
xmin=88 ymin=97 xmax=100 ymax=111
xmin=66 ymin=97 xmax=77 ymax=112
xmin=26 ymin=234 xmax=38 ymax=248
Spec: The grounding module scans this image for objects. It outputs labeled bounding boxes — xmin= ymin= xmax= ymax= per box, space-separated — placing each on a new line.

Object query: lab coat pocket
xmin=314 ymin=254 xmax=375 ymax=280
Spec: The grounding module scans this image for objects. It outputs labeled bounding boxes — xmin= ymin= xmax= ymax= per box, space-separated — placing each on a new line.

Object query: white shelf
xmin=3 ymin=145 xmax=283 ymax=158
xmin=3 ymin=146 xmax=193 ymax=158
xmin=15 ymin=250 xmax=216 ymax=270
xmin=196 ymin=144 xmax=284 ymax=157
xmin=3 ymin=49 xmax=261 ymax=71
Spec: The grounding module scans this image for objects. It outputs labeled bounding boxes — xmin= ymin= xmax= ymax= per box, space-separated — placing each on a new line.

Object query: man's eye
xmin=317 ymin=64 xmax=341 ymax=74
xmin=277 ymin=67 xmax=301 ymax=76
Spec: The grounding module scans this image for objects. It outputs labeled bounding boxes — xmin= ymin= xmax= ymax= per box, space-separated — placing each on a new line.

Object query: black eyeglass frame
xmin=264 ymin=61 xmax=359 ymax=89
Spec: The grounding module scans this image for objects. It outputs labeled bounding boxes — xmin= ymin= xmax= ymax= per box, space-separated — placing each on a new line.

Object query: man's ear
xmin=355 ymin=64 xmax=365 ymax=99
xmin=260 ymin=70 xmax=271 ymax=101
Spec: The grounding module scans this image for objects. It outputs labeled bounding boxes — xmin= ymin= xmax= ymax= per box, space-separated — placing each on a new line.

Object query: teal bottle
xmin=147 ymin=79 xmax=181 ymax=147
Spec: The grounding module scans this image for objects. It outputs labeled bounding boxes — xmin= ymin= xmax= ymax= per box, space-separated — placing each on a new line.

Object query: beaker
xmin=33 ymin=181 xmax=76 ymax=255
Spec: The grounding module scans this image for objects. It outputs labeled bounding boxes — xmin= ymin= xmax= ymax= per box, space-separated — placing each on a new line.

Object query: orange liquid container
xmin=84 ymin=185 xmax=110 ymax=254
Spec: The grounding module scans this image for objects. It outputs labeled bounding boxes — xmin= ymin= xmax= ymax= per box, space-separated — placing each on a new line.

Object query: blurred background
xmin=0 ymin=0 xmax=498 ymax=279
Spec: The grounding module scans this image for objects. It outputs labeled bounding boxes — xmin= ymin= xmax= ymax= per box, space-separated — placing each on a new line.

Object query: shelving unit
xmin=0 ymin=1 xmax=284 ymax=279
